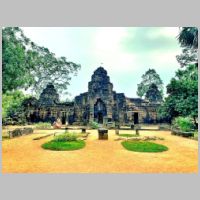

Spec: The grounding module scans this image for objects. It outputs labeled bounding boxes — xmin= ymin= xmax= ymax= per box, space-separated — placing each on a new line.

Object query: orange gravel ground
xmin=2 ymin=129 xmax=198 ymax=173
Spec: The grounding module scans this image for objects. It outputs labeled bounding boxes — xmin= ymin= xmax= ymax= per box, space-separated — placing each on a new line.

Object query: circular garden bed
xmin=42 ymin=132 xmax=86 ymax=151
xmin=121 ymin=141 xmax=168 ymax=153
xmin=42 ymin=140 xmax=85 ymax=151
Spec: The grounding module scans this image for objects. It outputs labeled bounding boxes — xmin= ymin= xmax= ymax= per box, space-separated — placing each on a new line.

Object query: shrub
xmin=35 ymin=122 xmax=52 ymax=129
xmin=53 ymin=132 xmax=78 ymax=142
xmin=89 ymin=121 xmax=99 ymax=129
xmin=172 ymin=117 xmax=195 ymax=132
xmin=42 ymin=132 xmax=84 ymax=151
xmin=2 ymin=91 xmax=27 ymax=121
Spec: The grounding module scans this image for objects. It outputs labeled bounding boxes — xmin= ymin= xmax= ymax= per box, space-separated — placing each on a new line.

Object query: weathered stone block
xmin=98 ymin=128 xmax=108 ymax=140
xmin=23 ymin=128 xmax=34 ymax=135
xmin=171 ymin=129 xmax=194 ymax=137
xmin=81 ymin=128 xmax=86 ymax=133
xmin=9 ymin=128 xmax=22 ymax=138
xmin=136 ymin=129 xmax=140 ymax=136
xmin=9 ymin=127 xmax=34 ymax=138
xmin=115 ymin=124 xmax=120 ymax=129
xmin=115 ymin=129 xmax=119 ymax=135
xmin=130 ymin=125 xmax=134 ymax=130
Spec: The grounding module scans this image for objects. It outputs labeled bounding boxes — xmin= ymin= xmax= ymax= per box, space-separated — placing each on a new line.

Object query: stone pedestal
xmin=136 ymin=129 xmax=139 ymax=136
xmin=130 ymin=125 xmax=134 ymax=130
xmin=81 ymin=128 xmax=86 ymax=133
xmin=115 ymin=129 xmax=119 ymax=135
xmin=115 ymin=124 xmax=120 ymax=129
xmin=98 ymin=128 xmax=108 ymax=140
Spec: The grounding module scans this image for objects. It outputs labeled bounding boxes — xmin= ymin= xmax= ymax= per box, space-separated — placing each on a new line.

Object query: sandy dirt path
xmin=2 ymin=129 xmax=198 ymax=173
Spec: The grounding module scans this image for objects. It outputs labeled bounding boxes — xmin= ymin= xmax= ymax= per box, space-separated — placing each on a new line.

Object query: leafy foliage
xmin=159 ymin=27 xmax=198 ymax=125
xmin=2 ymin=27 xmax=81 ymax=96
xmin=177 ymin=27 xmax=198 ymax=49
xmin=53 ymin=132 xmax=78 ymax=142
xmin=176 ymin=47 xmax=197 ymax=67
xmin=89 ymin=121 xmax=99 ymax=129
xmin=2 ymin=90 xmax=28 ymax=120
xmin=2 ymin=27 xmax=35 ymax=92
xmin=176 ymin=27 xmax=198 ymax=68
xmin=172 ymin=117 xmax=195 ymax=132
xmin=145 ymin=83 xmax=163 ymax=102
xmin=158 ymin=64 xmax=198 ymax=125
xmin=137 ymin=68 xmax=163 ymax=98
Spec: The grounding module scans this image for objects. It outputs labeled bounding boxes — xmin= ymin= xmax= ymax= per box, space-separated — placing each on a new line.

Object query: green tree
xmin=158 ymin=95 xmax=178 ymax=123
xmin=145 ymin=83 xmax=163 ymax=103
xmin=2 ymin=91 xmax=28 ymax=121
xmin=158 ymin=27 xmax=198 ymax=126
xmin=176 ymin=27 xmax=198 ymax=68
xmin=176 ymin=47 xmax=197 ymax=67
xmin=2 ymin=27 xmax=34 ymax=92
xmin=2 ymin=27 xmax=81 ymax=95
xmin=158 ymin=64 xmax=198 ymax=126
xmin=177 ymin=27 xmax=198 ymax=49
xmin=137 ymin=68 xmax=163 ymax=98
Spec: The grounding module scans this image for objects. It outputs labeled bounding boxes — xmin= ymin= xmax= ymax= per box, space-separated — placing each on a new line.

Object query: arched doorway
xmin=94 ymin=99 xmax=107 ymax=124
xmin=97 ymin=112 xmax=103 ymax=124
xmin=133 ymin=112 xmax=139 ymax=124
xmin=61 ymin=112 xmax=66 ymax=124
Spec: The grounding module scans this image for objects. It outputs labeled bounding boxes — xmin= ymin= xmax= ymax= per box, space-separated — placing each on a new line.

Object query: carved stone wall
xmin=23 ymin=84 xmax=74 ymax=124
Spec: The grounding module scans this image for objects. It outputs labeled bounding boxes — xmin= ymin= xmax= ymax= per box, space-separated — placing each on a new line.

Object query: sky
xmin=21 ymin=27 xmax=182 ymax=101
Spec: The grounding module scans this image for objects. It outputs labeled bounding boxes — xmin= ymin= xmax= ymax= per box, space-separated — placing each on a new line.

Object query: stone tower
xmin=88 ymin=67 xmax=114 ymax=123
xmin=38 ymin=83 xmax=60 ymax=106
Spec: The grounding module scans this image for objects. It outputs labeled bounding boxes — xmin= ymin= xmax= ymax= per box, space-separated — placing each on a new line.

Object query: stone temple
xmin=23 ymin=67 xmax=160 ymax=125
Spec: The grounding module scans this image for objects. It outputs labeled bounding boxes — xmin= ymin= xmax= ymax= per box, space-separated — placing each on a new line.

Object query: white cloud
xmin=92 ymin=27 xmax=138 ymax=73
xmin=19 ymin=27 xmax=182 ymax=99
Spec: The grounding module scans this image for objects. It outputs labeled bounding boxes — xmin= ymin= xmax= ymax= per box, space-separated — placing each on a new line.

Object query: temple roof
xmin=93 ymin=66 xmax=107 ymax=75
xmin=38 ymin=83 xmax=60 ymax=105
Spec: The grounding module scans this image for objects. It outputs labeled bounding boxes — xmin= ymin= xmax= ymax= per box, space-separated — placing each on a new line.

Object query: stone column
xmin=89 ymin=102 xmax=94 ymax=122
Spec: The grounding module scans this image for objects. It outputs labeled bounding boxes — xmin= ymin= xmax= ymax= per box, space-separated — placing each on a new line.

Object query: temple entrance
xmin=61 ymin=112 xmax=67 ymax=124
xmin=61 ymin=116 xmax=66 ymax=124
xmin=94 ymin=98 xmax=107 ymax=124
xmin=97 ymin=112 xmax=103 ymax=124
xmin=30 ymin=112 xmax=37 ymax=122
xmin=134 ymin=112 xmax=139 ymax=124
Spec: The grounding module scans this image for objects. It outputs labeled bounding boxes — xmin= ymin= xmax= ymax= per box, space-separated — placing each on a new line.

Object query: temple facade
xmin=23 ymin=67 xmax=160 ymax=125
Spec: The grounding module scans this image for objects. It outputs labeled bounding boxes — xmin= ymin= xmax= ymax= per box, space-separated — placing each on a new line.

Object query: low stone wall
xmin=115 ymin=136 xmax=164 ymax=141
xmin=9 ymin=128 xmax=34 ymax=138
xmin=159 ymin=124 xmax=171 ymax=131
xmin=171 ymin=129 xmax=194 ymax=137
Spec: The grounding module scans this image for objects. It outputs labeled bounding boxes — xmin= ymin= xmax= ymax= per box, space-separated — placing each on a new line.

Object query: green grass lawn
xmin=42 ymin=140 xmax=85 ymax=151
xmin=119 ymin=134 xmax=138 ymax=137
xmin=121 ymin=141 xmax=168 ymax=153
